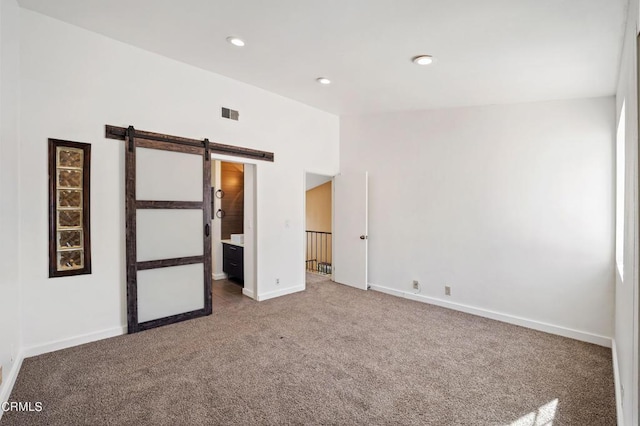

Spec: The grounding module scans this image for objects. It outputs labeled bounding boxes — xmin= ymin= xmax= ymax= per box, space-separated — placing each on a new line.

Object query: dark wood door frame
xmin=125 ymin=126 xmax=213 ymax=333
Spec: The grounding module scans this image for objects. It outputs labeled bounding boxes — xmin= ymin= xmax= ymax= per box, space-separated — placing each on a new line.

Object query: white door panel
xmin=333 ymin=172 xmax=368 ymax=290
xmin=136 ymin=147 xmax=203 ymax=201
xmin=138 ymin=263 xmax=205 ymax=322
xmin=136 ymin=209 xmax=203 ymax=261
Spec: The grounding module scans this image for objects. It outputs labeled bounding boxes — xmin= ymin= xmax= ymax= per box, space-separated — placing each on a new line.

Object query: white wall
xmin=19 ymin=10 xmax=339 ymax=350
xmin=0 ymin=0 xmax=22 ymax=407
xmin=614 ymin=0 xmax=640 ymax=424
xmin=341 ymin=97 xmax=615 ymax=343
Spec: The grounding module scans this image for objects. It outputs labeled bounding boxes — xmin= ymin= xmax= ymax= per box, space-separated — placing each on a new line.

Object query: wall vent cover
xmin=221 ymin=107 xmax=239 ymax=121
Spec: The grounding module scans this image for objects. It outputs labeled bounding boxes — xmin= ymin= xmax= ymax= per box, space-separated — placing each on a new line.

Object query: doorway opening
xmin=304 ymin=172 xmax=333 ymax=285
xmin=211 ymin=159 xmax=257 ymax=305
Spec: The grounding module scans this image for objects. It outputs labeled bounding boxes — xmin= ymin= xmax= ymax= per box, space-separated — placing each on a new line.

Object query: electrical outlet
xmin=412 ymin=280 xmax=419 ymax=290
xmin=445 ymin=286 xmax=451 ymax=296
xmin=276 ymin=278 xmax=280 ymax=285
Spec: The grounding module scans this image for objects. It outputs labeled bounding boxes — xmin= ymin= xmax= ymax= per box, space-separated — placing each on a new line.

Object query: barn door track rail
xmin=105 ymin=124 xmax=275 ymax=162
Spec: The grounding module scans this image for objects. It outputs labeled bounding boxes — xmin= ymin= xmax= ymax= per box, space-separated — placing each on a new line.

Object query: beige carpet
xmin=305 ymin=271 xmax=332 ymax=284
xmin=2 ymin=281 xmax=615 ymax=425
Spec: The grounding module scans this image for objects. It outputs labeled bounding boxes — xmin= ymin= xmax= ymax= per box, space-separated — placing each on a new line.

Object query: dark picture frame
xmin=48 ymin=138 xmax=92 ymax=278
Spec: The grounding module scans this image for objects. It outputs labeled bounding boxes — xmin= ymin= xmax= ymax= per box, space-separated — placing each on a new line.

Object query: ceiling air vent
xmin=221 ymin=107 xmax=239 ymax=121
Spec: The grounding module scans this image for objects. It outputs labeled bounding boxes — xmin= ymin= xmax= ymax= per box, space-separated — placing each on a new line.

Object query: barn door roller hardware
xmin=203 ymin=138 xmax=210 ymax=160
xmin=126 ymin=125 xmax=135 ymax=152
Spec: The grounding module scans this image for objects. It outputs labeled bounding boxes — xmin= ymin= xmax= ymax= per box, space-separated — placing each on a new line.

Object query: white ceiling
xmin=306 ymin=173 xmax=332 ymax=191
xmin=19 ymin=0 xmax=627 ymax=115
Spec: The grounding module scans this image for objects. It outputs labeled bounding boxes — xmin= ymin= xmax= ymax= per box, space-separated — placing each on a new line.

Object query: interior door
xmin=125 ymin=127 xmax=212 ymax=333
xmin=333 ymin=171 xmax=368 ymax=290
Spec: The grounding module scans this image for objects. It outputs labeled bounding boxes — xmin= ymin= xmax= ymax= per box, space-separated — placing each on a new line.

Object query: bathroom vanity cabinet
xmin=222 ymin=240 xmax=244 ymax=283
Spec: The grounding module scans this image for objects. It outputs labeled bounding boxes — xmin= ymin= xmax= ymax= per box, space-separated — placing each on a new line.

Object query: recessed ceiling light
xmin=412 ymin=55 xmax=434 ymax=65
xmin=226 ymin=36 xmax=245 ymax=47
xmin=316 ymin=77 xmax=331 ymax=85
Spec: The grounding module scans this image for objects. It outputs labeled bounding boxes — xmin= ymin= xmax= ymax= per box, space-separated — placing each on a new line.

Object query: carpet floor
xmin=2 ymin=281 xmax=615 ymax=425
xmin=305 ymin=271 xmax=332 ymax=284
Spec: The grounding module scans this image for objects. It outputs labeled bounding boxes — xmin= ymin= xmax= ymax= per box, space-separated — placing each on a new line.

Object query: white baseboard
xmin=257 ymin=285 xmax=305 ymax=302
xmin=213 ymin=272 xmax=228 ymax=280
xmin=0 ymin=350 xmax=25 ymax=421
xmin=21 ymin=326 xmax=126 ymax=358
xmin=369 ymin=284 xmax=612 ymax=348
xmin=612 ymin=340 xmax=624 ymax=426
xmin=242 ymin=287 xmax=255 ymax=299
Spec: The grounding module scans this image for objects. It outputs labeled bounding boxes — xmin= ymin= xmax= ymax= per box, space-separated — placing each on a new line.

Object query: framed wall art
xmin=48 ymin=138 xmax=92 ymax=277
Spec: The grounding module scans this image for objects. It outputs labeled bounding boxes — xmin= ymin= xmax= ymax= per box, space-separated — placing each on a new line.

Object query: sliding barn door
xmin=125 ymin=127 xmax=212 ymax=333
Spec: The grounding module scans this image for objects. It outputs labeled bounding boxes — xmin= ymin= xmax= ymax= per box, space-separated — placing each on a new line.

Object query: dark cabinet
xmin=222 ymin=242 xmax=244 ymax=283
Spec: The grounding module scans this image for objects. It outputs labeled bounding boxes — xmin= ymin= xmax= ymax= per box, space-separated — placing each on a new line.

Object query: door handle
xmin=205 ymin=224 xmax=210 ymax=237
xmin=360 ymin=235 xmax=367 ymax=240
